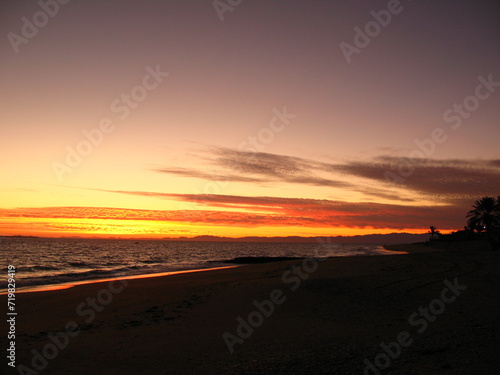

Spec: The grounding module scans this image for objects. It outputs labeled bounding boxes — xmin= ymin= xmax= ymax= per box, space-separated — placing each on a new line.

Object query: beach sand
xmin=4 ymin=243 xmax=499 ymax=374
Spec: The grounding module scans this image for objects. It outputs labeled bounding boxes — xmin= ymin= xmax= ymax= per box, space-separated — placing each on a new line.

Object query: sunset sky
xmin=1 ymin=0 xmax=499 ymax=238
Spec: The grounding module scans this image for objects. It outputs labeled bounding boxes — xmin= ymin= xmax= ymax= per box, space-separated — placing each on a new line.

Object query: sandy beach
xmin=4 ymin=243 xmax=499 ymax=374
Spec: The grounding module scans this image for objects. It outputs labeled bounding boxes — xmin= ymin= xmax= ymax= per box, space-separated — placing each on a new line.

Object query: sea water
xmin=0 ymin=237 xmax=390 ymax=292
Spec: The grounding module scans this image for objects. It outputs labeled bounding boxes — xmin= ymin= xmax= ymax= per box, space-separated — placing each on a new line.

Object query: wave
xmin=213 ymin=256 xmax=305 ymax=264
xmin=0 ymin=239 xmax=389 ymax=292
xmin=68 ymin=261 xmax=95 ymax=268
xmin=6 ymin=263 xmax=197 ymax=289
xmin=141 ymin=258 xmax=166 ymax=264
xmin=5 ymin=265 xmax=63 ymax=273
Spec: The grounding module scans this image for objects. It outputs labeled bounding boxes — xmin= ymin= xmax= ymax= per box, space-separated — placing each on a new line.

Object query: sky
xmin=0 ymin=0 xmax=499 ymax=239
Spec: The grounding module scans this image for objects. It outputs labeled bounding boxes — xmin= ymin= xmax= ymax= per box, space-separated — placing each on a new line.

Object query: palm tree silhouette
xmin=466 ymin=197 xmax=500 ymax=240
xmin=428 ymin=226 xmax=439 ymax=240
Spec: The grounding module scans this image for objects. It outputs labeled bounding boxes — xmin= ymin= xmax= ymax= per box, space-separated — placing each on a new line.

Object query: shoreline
xmin=4 ymin=247 xmax=411 ymax=296
xmin=1 ymin=265 xmax=239 ymax=295
xmin=383 ymin=242 xmax=446 ymax=253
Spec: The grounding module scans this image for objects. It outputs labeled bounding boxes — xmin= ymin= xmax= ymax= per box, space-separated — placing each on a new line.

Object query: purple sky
xmin=0 ymin=0 xmax=499 ymax=237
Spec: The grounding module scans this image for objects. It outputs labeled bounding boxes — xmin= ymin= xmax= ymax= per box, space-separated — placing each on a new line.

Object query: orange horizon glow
xmin=2 ymin=2 xmax=497 ymax=241
xmin=0 ymin=203 xmax=440 ymax=239
xmin=0 ymin=227 xmax=431 ymax=240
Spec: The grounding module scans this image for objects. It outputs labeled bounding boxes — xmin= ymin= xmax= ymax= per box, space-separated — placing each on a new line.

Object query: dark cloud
xmin=342 ymin=156 xmax=500 ymax=199
xmin=152 ymin=147 xmax=500 ymax=202
xmin=488 ymin=159 xmax=500 ymax=168
xmin=153 ymin=147 xmax=352 ymax=190
xmin=153 ymin=167 xmax=264 ymax=183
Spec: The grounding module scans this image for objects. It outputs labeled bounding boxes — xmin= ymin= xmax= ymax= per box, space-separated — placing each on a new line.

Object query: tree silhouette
xmin=466 ymin=197 xmax=500 ymax=239
xmin=428 ymin=226 xmax=440 ymax=240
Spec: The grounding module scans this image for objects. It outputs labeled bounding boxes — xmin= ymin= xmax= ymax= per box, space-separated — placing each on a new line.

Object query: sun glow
xmin=0 ymin=212 xmax=429 ymax=239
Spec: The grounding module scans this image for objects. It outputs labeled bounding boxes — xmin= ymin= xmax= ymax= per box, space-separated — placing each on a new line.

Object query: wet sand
xmin=4 ymin=243 xmax=499 ymax=374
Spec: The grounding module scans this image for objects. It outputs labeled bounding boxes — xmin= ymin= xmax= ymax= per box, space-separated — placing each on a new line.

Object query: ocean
xmin=0 ymin=237 xmax=392 ymax=292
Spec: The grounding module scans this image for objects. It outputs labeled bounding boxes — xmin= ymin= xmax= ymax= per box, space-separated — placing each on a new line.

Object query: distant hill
xmin=0 ymin=233 xmax=429 ymax=244
xmin=0 ymin=235 xmax=39 ymax=238
xmin=163 ymin=233 xmax=428 ymax=244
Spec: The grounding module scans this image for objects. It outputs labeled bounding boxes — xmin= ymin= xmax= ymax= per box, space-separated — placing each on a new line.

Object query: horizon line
xmin=0 ymin=232 xmax=433 ymax=242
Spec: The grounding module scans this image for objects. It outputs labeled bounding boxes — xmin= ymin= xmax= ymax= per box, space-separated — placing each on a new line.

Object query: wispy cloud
xmin=0 ymin=203 xmax=459 ymax=230
xmin=153 ymin=147 xmax=352 ymax=190
xmin=151 ymin=147 xmax=500 ymax=202
xmin=342 ymin=156 xmax=500 ymax=199
xmin=44 ymin=187 xmax=468 ymax=229
xmin=31 ymin=149 xmax=497 ymax=234
xmin=152 ymin=167 xmax=265 ymax=183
